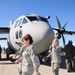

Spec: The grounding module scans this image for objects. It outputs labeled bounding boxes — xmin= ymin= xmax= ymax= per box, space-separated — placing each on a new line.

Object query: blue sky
xmin=0 ymin=0 xmax=75 ymax=48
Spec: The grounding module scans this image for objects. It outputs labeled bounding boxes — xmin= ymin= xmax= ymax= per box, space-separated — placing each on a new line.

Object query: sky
xmin=0 ymin=0 xmax=75 ymax=48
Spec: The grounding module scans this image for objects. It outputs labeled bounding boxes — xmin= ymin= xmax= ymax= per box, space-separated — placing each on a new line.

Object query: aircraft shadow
xmin=0 ymin=62 xmax=15 ymax=65
xmin=0 ymin=56 xmax=75 ymax=68
xmin=0 ymin=58 xmax=15 ymax=64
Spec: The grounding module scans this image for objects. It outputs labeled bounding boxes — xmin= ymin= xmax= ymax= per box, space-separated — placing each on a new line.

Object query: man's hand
xmin=15 ymin=59 xmax=19 ymax=64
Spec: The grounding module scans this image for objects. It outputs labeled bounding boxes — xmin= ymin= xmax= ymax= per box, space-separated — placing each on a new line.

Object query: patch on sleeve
xmin=32 ymin=47 xmax=37 ymax=56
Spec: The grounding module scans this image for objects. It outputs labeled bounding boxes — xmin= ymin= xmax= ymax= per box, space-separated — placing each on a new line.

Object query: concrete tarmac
xmin=0 ymin=53 xmax=75 ymax=75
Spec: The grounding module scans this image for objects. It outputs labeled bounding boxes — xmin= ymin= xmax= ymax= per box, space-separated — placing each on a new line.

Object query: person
xmin=63 ymin=40 xmax=75 ymax=72
xmin=43 ymin=38 xmax=61 ymax=75
xmin=15 ymin=34 xmax=40 ymax=75
xmin=0 ymin=45 xmax=2 ymax=59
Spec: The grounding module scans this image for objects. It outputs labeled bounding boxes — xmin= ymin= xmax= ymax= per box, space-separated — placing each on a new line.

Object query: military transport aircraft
xmin=0 ymin=14 xmax=75 ymax=58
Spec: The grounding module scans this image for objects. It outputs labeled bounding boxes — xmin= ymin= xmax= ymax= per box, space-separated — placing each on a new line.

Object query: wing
xmin=0 ymin=27 xmax=10 ymax=40
xmin=0 ymin=27 xmax=10 ymax=34
xmin=0 ymin=38 xmax=7 ymax=40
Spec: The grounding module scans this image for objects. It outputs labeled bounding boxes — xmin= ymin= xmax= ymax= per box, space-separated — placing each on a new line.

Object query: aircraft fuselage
xmin=8 ymin=14 xmax=54 ymax=53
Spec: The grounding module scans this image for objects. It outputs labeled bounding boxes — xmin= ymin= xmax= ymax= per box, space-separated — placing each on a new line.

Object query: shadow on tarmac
xmin=0 ymin=58 xmax=16 ymax=64
xmin=0 ymin=55 xmax=75 ymax=69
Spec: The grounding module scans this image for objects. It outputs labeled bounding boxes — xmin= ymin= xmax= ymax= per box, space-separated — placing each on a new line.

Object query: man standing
xmin=63 ymin=40 xmax=75 ymax=72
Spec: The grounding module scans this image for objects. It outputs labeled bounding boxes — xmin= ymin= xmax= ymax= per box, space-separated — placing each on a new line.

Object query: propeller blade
xmin=56 ymin=16 xmax=61 ymax=28
xmin=64 ymin=31 xmax=73 ymax=35
xmin=53 ymin=28 xmax=59 ymax=32
xmin=62 ymin=21 xmax=68 ymax=29
xmin=61 ymin=34 xmax=65 ymax=46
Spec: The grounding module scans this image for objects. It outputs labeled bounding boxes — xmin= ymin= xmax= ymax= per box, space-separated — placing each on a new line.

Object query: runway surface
xmin=0 ymin=53 xmax=75 ymax=75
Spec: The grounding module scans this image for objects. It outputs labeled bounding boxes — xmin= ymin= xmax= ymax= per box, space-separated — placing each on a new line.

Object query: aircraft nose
xmin=32 ymin=23 xmax=54 ymax=53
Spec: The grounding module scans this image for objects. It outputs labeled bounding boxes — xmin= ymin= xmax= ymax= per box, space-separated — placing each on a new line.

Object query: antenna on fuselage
xmin=46 ymin=16 xmax=50 ymax=19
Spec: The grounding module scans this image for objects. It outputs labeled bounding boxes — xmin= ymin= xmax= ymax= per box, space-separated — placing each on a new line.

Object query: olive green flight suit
xmin=64 ymin=43 xmax=75 ymax=71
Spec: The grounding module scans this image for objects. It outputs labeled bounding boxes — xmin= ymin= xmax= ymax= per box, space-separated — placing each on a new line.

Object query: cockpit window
xmin=26 ymin=16 xmax=38 ymax=21
xmin=14 ymin=20 xmax=19 ymax=28
xmin=22 ymin=18 xmax=28 ymax=24
xmin=39 ymin=17 xmax=48 ymax=23
xmin=18 ymin=18 xmax=22 ymax=26
xmin=14 ymin=18 xmax=28 ymax=28
xmin=14 ymin=19 xmax=22 ymax=28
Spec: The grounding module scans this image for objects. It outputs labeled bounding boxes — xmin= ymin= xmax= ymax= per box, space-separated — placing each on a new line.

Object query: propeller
xmin=53 ymin=16 xmax=72 ymax=46
xmin=53 ymin=16 xmax=75 ymax=45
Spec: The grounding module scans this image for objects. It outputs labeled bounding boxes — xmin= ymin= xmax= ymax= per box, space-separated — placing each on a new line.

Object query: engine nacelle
xmin=54 ymin=30 xmax=61 ymax=39
xmin=56 ymin=34 xmax=61 ymax=39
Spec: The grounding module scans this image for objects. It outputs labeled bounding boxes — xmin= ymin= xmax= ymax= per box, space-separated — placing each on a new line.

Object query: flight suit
xmin=18 ymin=45 xmax=40 ymax=75
xmin=48 ymin=45 xmax=61 ymax=75
xmin=63 ymin=43 xmax=75 ymax=72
